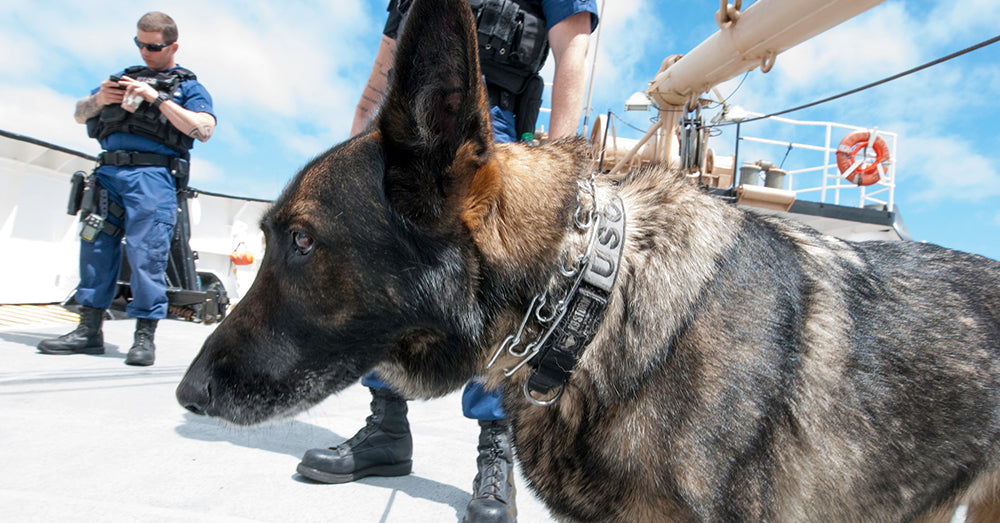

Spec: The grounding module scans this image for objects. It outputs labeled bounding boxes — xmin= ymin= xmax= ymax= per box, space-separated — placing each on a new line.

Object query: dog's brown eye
xmin=292 ymin=230 xmax=314 ymax=254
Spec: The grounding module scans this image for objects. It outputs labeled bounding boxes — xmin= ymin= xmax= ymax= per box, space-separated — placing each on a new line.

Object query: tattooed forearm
xmin=74 ymin=95 xmax=102 ymax=123
xmin=350 ymin=35 xmax=397 ymax=137
xmin=188 ymin=124 xmax=213 ymax=141
xmin=379 ymin=64 xmax=393 ymax=84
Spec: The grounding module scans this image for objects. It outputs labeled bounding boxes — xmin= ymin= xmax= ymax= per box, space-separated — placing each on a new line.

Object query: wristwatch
xmin=151 ymin=91 xmax=171 ymax=109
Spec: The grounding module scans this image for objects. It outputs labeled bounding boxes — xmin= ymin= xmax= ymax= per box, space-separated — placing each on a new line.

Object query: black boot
xmin=125 ymin=318 xmax=157 ymax=366
xmin=464 ymin=419 xmax=517 ymax=523
xmin=37 ymin=306 xmax=105 ymax=355
xmin=297 ymin=388 xmax=413 ymax=483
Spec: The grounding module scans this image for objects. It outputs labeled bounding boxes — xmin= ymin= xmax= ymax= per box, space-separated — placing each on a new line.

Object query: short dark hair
xmin=137 ymin=11 xmax=178 ymax=43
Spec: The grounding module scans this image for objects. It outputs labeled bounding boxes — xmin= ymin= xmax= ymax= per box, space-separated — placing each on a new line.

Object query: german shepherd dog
xmin=177 ymin=0 xmax=1000 ymax=520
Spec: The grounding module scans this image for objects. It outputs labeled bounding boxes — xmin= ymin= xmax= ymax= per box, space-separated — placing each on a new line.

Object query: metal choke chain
xmin=487 ymin=176 xmax=601 ymax=376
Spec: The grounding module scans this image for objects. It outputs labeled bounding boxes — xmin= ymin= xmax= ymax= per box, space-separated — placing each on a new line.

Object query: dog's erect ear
xmin=377 ymin=0 xmax=494 ymax=228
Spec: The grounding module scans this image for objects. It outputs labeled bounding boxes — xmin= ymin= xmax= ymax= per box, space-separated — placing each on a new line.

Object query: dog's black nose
xmin=176 ymin=374 xmax=211 ymax=416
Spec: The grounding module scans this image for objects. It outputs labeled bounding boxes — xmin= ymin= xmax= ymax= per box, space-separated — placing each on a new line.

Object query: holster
xmin=170 ymin=157 xmax=190 ymax=189
xmin=73 ymin=171 xmax=125 ymax=242
xmin=66 ymin=171 xmax=87 ymax=215
xmin=78 ymin=172 xmax=99 ymax=218
xmin=77 ymin=175 xmax=104 ymax=242
xmin=514 ymin=74 xmax=544 ymax=141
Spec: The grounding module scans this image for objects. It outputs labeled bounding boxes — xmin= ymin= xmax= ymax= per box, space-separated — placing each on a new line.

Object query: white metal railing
xmin=738 ymin=113 xmax=897 ymax=210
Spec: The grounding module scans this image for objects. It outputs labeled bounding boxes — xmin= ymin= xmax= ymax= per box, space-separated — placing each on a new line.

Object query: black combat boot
xmin=464 ymin=419 xmax=517 ymax=523
xmin=297 ymin=388 xmax=413 ymax=483
xmin=125 ymin=318 xmax=157 ymax=366
xmin=37 ymin=306 xmax=105 ymax=355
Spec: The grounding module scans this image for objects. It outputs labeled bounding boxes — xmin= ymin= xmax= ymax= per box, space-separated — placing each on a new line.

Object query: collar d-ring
xmin=524 ymin=379 xmax=563 ymax=407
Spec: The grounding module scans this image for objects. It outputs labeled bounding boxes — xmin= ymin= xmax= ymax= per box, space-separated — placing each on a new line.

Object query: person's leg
xmin=297 ymin=370 xmax=413 ymax=483
xmin=121 ymin=166 xmax=175 ymax=320
xmin=462 ymin=380 xmax=516 ymax=523
xmin=38 ymin=171 xmax=123 ymax=356
xmin=36 ymin=303 xmax=107 ymax=355
xmin=361 ymin=371 xmax=393 ymax=390
xmin=489 ymin=106 xmax=517 ymax=144
xmin=73 ymin=215 xmax=125 ymax=313
xmin=119 ymin=166 xmax=176 ymax=366
xmin=462 ymin=379 xmax=507 ymax=420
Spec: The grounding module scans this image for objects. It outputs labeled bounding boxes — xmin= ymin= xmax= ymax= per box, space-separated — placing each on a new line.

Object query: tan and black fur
xmin=177 ymin=0 xmax=1000 ymax=520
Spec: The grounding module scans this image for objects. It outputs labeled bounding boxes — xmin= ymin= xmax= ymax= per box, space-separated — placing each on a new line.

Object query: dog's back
xmin=743 ymin=218 xmax=1000 ymax=521
xmin=497 ymin=167 xmax=1000 ymax=521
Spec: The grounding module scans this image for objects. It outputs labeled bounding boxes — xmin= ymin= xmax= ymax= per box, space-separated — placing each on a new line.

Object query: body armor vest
xmin=468 ymin=0 xmax=549 ymax=95
xmin=86 ymin=65 xmax=197 ymax=155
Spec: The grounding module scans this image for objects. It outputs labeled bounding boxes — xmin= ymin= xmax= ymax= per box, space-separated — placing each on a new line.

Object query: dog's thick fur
xmin=177 ymin=0 xmax=1000 ymax=520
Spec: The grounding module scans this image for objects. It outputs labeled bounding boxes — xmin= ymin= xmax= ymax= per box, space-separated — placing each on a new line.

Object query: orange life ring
xmin=836 ymin=131 xmax=889 ymax=186
xmin=230 ymin=251 xmax=254 ymax=265
xmin=230 ymin=243 xmax=254 ymax=266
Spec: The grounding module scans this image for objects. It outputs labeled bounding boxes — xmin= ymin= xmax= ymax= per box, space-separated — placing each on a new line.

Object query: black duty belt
xmin=99 ymin=150 xmax=176 ymax=168
xmin=98 ymin=150 xmax=190 ymax=181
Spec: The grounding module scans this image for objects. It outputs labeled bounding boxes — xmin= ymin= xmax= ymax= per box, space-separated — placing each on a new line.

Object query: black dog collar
xmin=522 ymin=194 xmax=626 ymax=406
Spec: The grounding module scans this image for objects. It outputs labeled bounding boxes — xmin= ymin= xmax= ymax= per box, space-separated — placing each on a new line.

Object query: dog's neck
xmin=484 ymin=176 xmax=626 ymax=406
xmin=464 ymin=140 xmax=591 ymax=277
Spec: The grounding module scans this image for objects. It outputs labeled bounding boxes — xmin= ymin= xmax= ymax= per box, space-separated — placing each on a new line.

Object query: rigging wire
xmin=581 ymin=0 xmax=607 ymax=135
xmin=778 ymin=142 xmax=793 ymax=169
xmin=709 ymin=33 xmax=1000 ymax=128
xmin=610 ymin=111 xmax=651 ymax=134
xmin=707 ymin=71 xmax=750 ymax=109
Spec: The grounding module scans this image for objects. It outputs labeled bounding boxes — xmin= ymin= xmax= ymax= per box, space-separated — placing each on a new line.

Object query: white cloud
xmin=898 ymin=135 xmax=1000 ymax=203
xmin=0 ymin=84 xmax=100 ymax=155
xmin=209 ymin=119 xmax=254 ymax=156
xmin=923 ymin=0 xmax=1000 ymax=44
xmin=0 ymin=25 xmax=44 ymax=79
xmin=580 ymin=0 xmax=668 ymax=119
xmin=767 ymin=2 xmax=919 ymax=94
xmin=2 ymin=2 xmax=140 ymax=81
xmin=171 ymin=2 xmax=375 ymax=124
xmin=190 ymin=157 xmax=225 ymax=186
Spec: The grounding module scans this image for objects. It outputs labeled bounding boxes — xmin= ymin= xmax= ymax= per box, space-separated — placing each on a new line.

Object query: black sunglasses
xmin=133 ymin=36 xmax=174 ymax=52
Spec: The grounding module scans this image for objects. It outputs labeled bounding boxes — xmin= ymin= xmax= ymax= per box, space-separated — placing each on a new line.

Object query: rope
xmin=778 ymin=142 xmax=793 ymax=169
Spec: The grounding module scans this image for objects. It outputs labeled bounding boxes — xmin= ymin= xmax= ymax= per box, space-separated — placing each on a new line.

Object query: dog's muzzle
xmin=176 ymin=366 xmax=212 ymax=416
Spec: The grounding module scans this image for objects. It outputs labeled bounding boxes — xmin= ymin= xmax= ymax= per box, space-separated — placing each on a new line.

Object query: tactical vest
xmin=468 ymin=0 xmax=549 ymax=95
xmin=86 ymin=65 xmax=197 ymax=155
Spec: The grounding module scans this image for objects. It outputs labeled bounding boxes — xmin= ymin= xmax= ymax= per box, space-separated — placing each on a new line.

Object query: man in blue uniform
xmin=297 ymin=2 xmax=598 ymax=521
xmin=38 ymin=11 xmax=215 ymax=367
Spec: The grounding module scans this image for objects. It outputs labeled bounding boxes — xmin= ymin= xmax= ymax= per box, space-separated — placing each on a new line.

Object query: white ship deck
xmin=0 ymin=315 xmax=553 ymax=522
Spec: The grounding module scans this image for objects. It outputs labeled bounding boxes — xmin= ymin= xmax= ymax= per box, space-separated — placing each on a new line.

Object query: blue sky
xmin=1 ymin=0 xmax=998 ymax=260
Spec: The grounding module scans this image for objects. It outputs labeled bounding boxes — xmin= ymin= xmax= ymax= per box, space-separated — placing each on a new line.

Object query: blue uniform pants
xmin=362 ymin=106 xmax=519 ymax=421
xmin=74 ymin=165 xmax=177 ymax=320
xmin=362 ymin=372 xmax=506 ymax=421
xmin=489 ymin=106 xmax=517 ymax=144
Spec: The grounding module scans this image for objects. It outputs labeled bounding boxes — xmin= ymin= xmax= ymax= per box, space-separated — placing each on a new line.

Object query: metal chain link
xmin=486 ymin=178 xmax=602 ymax=376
